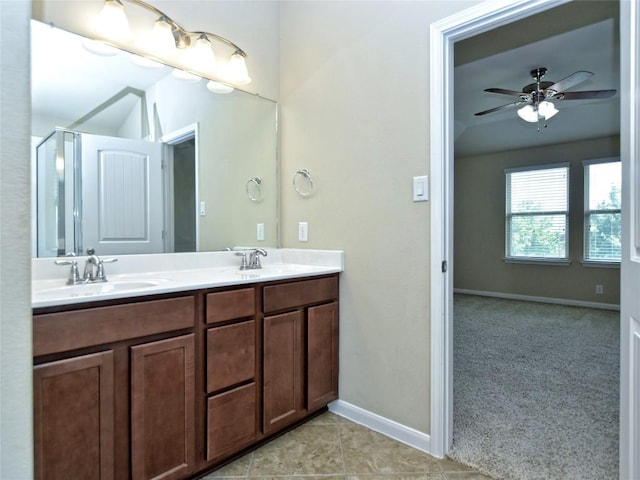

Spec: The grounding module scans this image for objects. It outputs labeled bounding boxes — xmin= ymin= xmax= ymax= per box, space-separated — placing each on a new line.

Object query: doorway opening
xmin=162 ymin=124 xmax=199 ymax=253
xmin=428 ymin=0 xmax=628 ymax=456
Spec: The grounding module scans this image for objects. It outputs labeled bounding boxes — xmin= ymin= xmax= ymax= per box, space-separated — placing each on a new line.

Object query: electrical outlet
xmin=298 ymin=222 xmax=308 ymax=242
xmin=199 ymin=201 xmax=206 ymax=216
xmin=595 ymin=285 xmax=604 ymax=294
xmin=257 ymin=223 xmax=265 ymax=241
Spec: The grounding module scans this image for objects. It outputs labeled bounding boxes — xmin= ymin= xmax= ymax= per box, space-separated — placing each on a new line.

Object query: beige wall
xmin=454 ymin=136 xmax=621 ymax=305
xmin=1 ymin=0 xmax=34 ymax=476
xmin=279 ymin=0 xmax=481 ymax=433
xmin=147 ymin=77 xmax=279 ymax=250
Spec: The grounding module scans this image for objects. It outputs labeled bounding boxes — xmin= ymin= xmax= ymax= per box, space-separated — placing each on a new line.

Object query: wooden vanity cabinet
xmin=262 ymin=276 xmax=339 ymax=435
xmin=33 ymin=295 xmax=197 ymax=480
xmin=33 ymin=273 xmax=339 ymax=480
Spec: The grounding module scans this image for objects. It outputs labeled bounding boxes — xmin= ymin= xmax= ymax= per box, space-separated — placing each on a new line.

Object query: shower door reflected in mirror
xmin=36 ymin=130 xmax=78 ymax=257
xmin=36 ymin=129 xmax=171 ymax=257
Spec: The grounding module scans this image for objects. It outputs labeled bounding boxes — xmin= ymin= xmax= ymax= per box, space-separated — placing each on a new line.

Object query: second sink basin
xmin=36 ymin=280 xmax=163 ymax=299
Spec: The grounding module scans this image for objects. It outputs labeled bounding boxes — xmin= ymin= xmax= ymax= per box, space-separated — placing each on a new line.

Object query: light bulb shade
xmin=83 ymin=39 xmax=119 ymax=57
xmin=130 ymin=53 xmax=164 ymax=69
xmin=97 ymin=0 xmax=130 ymax=40
xmin=228 ymin=50 xmax=251 ymax=84
xmin=152 ymin=16 xmax=176 ymax=54
xmin=517 ymin=104 xmax=538 ymax=123
xmin=206 ymin=81 xmax=234 ymax=94
xmin=538 ymin=101 xmax=558 ymax=120
xmin=186 ymin=34 xmax=215 ymax=71
xmin=172 ymin=68 xmax=202 ymax=82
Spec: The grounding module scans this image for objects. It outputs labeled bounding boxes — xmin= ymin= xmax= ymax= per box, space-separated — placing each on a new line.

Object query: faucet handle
xmin=95 ymin=257 xmax=118 ymax=282
xmin=55 ymin=258 xmax=82 ymax=285
xmin=235 ymin=251 xmax=249 ymax=270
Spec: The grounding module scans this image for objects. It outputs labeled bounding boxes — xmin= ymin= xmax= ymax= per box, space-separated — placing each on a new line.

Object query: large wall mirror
xmin=31 ymin=19 xmax=279 ymax=258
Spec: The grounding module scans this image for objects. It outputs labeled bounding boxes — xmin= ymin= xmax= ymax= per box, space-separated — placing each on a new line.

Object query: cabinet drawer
xmin=34 ymin=296 xmax=195 ymax=357
xmin=207 ymin=383 xmax=257 ymax=462
xmin=206 ymin=288 xmax=255 ymax=325
xmin=207 ymin=320 xmax=255 ymax=393
xmin=263 ymin=276 xmax=338 ymax=313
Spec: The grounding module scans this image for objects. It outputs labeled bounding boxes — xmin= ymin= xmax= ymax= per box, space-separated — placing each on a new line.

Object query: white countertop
xmin=32 ymin=248 xmax=344 ymax=309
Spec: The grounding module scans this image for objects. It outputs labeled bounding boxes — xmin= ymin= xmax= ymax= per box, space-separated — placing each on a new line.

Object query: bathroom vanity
xmin=32 ymin=249 xmax=342 ymax=480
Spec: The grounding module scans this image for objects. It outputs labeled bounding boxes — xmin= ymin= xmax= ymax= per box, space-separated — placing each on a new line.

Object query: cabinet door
xmin=131 ymin=334 xmax=195 ymax=480
xmin=307 ymin=302 xmax=339 ymax=411
xmin=206 ymin=382 xmax=257 ymax=462
xmin=263 ymin=311 xmax=304 ymax=434
xmin=34 ymin=351 xmax=114 ymax=480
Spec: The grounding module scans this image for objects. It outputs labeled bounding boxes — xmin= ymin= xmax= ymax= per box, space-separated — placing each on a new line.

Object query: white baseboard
xmin=454 ymin=288 xmax=620 ymax=311
xmin=328 ymin=400 xmax=433 ymax=455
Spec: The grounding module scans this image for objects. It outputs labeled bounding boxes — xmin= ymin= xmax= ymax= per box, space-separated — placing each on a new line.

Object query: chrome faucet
xmin=234 ymin=248 xmax=267 ymax=270
xmin=56 ymin=249 xmax=118 ymax=284
xmin=82 ymin=248 xmax=118 ymax=282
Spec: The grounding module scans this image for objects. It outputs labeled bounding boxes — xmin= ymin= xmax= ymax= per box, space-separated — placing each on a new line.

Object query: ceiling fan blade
xmin=545 ymin=70 xmax=593 ymax=94
xmin=555 ymin=89 xmax=617 ymax=100
xmin=484 ymin=88 xmax=526 ymax=96
xmin=474 ymin=101 xmax=528 ymax=116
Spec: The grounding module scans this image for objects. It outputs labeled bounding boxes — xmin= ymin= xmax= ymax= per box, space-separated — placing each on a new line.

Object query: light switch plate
xmin=257 ymin=223 xmax=265 ymax=241
xmin=413 ymin=175 xmax=429 ymax=202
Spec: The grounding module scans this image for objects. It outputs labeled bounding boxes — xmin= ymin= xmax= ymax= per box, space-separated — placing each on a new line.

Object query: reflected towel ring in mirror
xmin=246 ymin=177 xmax=262 ymax=202
xmin=293 ymin=169 xmax=314 ymax=197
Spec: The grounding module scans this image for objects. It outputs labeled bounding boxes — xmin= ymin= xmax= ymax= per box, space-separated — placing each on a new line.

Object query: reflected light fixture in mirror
xmin=95 ymin=0 xmax=251 ymax=85
xmin=207 ymin=81 xmax=234 ymax=94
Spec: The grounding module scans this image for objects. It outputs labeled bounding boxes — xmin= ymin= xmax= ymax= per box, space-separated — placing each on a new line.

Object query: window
xmin=584 ymin=159 xmax=621 ymax=263
xmin=505 ymin=164 xmax=569 ymax=261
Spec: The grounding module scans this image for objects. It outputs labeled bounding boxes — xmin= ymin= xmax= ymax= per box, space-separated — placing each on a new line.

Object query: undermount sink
xmin=258 ymin=264 xmax=314 ymax=275
xmin=36 ymin=280 xmax=163 ymax=298
xmin=219 ymin=264 xmax=317 ymax=276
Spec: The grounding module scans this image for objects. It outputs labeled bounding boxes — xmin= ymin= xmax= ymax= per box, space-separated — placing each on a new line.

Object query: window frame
xmin=505 ymin=162 xmax=570 ymax=264
xmin=583 ymin=157 xmax=621 ymax=265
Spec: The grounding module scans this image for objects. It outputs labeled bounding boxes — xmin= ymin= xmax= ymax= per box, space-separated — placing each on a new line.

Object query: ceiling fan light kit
xmin=475 ymin=66 xmax=616 ymax=131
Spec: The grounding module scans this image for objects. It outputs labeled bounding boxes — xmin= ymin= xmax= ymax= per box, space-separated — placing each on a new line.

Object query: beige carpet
xmin=449 ymin=294 xmax=619 ymax=480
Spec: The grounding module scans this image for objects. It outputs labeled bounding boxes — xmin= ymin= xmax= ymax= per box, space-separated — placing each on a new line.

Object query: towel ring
xmin=293 ymin=169 xmax=314 ymax=197
xmin=246 ymin=177 xmax=262 ymax=202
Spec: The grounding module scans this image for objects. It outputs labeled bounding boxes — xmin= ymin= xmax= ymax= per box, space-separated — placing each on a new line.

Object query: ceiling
xmin=32 ymin=2 xmax=620 ymax=151
xmin=31 ymin=20 xmax=172 ymax=134
xmin=454 ymin=1 xmax=620 ymax=157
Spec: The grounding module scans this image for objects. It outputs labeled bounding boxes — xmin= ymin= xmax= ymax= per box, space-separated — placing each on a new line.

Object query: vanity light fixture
xmin=96 ymin=0 xmax=251 ymax=84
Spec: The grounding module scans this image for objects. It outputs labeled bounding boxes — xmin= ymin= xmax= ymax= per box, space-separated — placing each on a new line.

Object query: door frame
xmin=161 ymin=123 xmax=200 ymax=252
xmin=428 ymin=2 xmax=636 ymax=476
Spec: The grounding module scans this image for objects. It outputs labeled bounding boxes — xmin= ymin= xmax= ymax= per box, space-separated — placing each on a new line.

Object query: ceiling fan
xmin=474 ymin=67 xmax=616 ymax=123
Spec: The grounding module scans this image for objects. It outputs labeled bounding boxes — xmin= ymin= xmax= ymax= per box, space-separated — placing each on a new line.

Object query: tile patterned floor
xmin=203 ymin=412 xmax=492 ymax=480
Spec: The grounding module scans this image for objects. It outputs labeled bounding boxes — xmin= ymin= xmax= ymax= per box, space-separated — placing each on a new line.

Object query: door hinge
xmin=442 ymin=260 xmax=447 ymax=273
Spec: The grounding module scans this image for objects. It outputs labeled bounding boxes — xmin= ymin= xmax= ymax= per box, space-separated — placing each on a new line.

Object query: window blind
xmin=506 ymin=164 xmax=569 ymax=260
